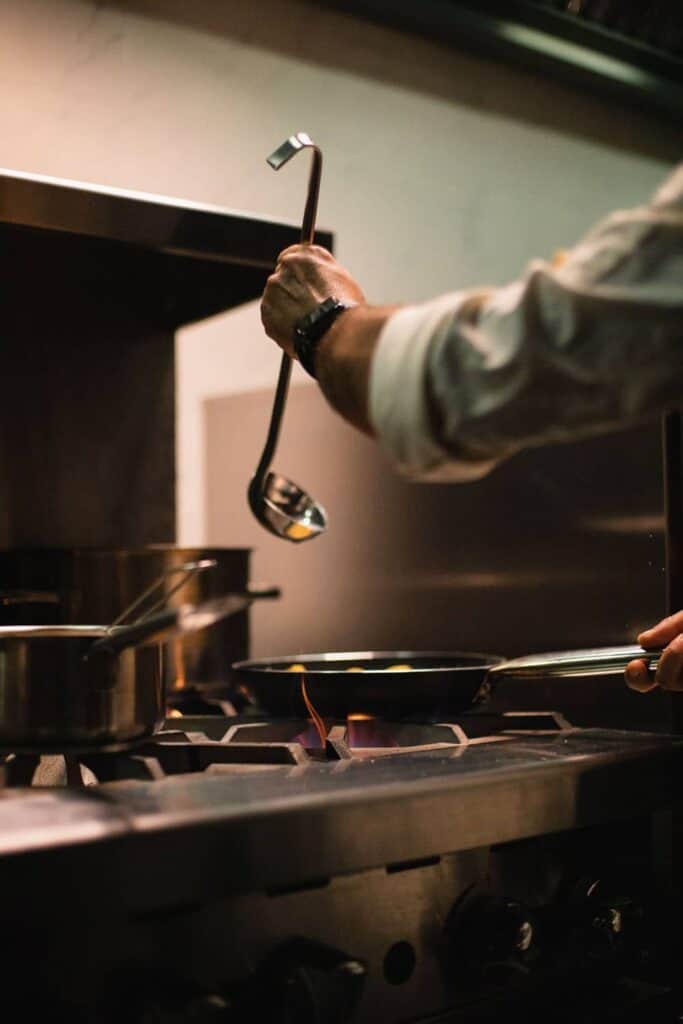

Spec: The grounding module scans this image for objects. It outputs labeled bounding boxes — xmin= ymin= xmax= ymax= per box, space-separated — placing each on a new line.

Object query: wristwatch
xmin=293 ymin=297 xmax=355 ymax=379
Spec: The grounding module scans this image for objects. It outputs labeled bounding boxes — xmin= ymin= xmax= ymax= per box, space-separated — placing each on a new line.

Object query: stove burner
xmin=0 ymin=711 xmax=572 ymax=787
xmin=166 ymin=683 xmax=238 ymax=717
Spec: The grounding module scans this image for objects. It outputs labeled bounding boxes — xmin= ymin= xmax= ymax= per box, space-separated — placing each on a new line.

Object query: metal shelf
xmin=0 ymin=168 xmax=333 ymax=327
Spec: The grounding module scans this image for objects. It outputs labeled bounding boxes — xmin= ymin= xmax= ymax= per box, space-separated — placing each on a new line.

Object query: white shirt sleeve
xmin=369 ymin=163 xmax=683 ymax=482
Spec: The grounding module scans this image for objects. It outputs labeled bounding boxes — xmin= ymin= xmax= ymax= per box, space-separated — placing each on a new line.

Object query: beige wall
xmin=1 ymin=0 xmax=680 ymax=658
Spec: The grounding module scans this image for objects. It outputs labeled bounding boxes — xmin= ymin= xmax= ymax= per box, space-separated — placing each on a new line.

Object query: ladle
xmin=247 ymin=132 xmax=328 ymax=542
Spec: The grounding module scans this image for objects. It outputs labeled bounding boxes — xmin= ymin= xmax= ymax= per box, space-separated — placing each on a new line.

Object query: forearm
xmin=260 ymin=162 xmax=683 ymax=482
xmin=427 ymin=208 xmax=683 ymax=467
xmin=371 ymin=176 xmax=683 ymax=480
xmin=314 ymin=304 xmax=400 ymax=435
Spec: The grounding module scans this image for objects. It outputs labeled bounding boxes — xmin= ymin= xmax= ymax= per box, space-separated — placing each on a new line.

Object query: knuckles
xmin=277 ymin=244 xmax=332 ymax=266
xmin=654 ymin=640 xmax=683 ymax=690
xmin=627 ymin=634 xmax=683 ymax=692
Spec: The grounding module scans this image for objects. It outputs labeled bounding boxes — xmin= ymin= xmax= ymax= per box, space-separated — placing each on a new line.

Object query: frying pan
xmin=232 ymin=645 xmax=662 ymax=718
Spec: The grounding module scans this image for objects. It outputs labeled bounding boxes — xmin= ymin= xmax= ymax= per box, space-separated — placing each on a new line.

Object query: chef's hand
xmin=260 ymin=244 xmax=366 ymax=356
xmin=625 ymin=611 xmax=683 ymax=692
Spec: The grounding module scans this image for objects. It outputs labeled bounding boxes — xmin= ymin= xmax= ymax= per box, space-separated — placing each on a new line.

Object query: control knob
xmin=565 ymin=878 xmax=641 ymax=965
xmin=256 ymin=939 xmax=366 ymax=1024
xmin=445 ymin=896 xmax=537 ymax=982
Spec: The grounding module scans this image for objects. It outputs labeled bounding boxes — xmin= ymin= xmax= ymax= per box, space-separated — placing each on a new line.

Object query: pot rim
xmin=0 ymin=625 xmax=139 ymax=638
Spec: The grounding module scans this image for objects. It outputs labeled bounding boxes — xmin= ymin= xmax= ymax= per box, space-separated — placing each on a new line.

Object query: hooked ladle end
xmin=267 ymin=132 xmax=316 ymax=171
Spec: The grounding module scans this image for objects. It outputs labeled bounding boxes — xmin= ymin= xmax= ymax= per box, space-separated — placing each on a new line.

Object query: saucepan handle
xmin=87 ymin=589 xmax=280 ymax=659
xmin=0 ymin=590 xmax=61 ymax=606
xmin=245 ymin=584 xmax=281 ymax=600
xmin=488 ymin=644 xmax=663 ymax=680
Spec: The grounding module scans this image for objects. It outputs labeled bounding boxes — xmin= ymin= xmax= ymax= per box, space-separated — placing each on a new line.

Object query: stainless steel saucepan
xmin=0 ymin=546 xmax=277 ymax=691
xmin=0 ymin=588 xmax=278 ymax=753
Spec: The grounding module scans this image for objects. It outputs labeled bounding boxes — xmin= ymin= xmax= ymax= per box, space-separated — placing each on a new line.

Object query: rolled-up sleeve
xmin=369 ymin=164 xmax=683 ymax=482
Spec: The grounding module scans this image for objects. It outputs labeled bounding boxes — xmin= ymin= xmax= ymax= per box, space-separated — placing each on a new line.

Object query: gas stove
xmin=0 ymin=707 xmax=680 ymax=1022
xmin=0 ymin=708 xmax=571 ymax=785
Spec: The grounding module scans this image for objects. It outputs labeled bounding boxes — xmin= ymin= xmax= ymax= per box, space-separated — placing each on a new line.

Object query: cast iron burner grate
xmin=0 ymin=710 xmax=572 ymax=786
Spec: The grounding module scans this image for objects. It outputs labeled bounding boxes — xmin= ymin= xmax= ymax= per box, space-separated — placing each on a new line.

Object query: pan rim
xmin=233 ymin=650 xmax=504 ymax=674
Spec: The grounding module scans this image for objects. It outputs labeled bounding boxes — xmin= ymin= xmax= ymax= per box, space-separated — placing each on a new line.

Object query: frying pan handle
xmin=488 ymin=644 xmax=663 ymax=680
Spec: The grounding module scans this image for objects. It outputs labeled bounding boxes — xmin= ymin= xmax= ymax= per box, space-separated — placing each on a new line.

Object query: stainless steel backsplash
xmin=207 ymin=384 xmax=668 ymax=728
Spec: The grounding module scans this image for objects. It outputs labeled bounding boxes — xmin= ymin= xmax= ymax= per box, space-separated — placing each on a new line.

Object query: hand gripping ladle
xmin=247 ymin=133 xmax=328 ymax=543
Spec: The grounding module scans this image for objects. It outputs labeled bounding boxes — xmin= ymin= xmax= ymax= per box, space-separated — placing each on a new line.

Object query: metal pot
xmin=0 ymin=591 xmax=268 ymax=753
xmin=0 ymin=626 xmax=163 ymax=753
xmin=0 ymin=547 xmax=266 ymax=691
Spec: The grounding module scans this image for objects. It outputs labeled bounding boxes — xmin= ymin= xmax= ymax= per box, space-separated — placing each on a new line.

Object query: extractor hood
xmin=323 ymin=0 xmax=683 ymax=120
xmin=0 ymin=168 xmax=333 ymax=328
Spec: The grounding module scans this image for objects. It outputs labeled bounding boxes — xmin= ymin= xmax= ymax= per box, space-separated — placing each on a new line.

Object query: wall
xmin=0 ymin=0 xmax=680 ymax=668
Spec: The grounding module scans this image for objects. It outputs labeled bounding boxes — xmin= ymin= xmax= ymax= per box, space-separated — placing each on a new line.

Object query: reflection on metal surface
xmin=173 ymin=638 xmax=186 ymax=690
xmin=381 ymin=569 xmax=633 ymax=589
xmin=580 ymin=515 xmax=665 ymax=534
xmin=326 ymin=0 xmax=683 ymax=119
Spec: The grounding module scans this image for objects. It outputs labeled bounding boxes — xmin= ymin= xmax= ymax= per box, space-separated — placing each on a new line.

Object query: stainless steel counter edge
xmin=0 ymin=730 xmax=679 ymax=914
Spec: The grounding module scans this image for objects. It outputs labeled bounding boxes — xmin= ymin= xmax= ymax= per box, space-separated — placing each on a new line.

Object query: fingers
xmin=630 ymin=611 xmax=683 ymax=691
xmin=624 ymin=658 xmax=658 ymax=693
xmin=654 ymin=633 xmax=683 ymax=691
xmin=625 ymin=628 xmax=683 ymax=693
xmin=260 ymin=244 xmax=365 ymax=354
xmin=276 ymin=243 xmax=334 ymax=265
xmin=637 ymin=609 xmax=683 ymax=648
xmin=260 ymin=274 xmax=299 ymax=354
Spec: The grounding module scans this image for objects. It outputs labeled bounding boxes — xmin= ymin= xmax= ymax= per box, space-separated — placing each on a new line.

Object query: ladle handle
xmin=250 ymin=354 xmax=292 ymax=493
xmin=249 ymin=135 xmax=322 ymax=500
xmin=300 ymin=143 xmax=322 ymax=245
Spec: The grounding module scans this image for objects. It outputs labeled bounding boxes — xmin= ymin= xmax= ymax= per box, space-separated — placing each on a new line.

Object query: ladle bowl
xmin=249 ymin=471 xmax=326 ymax=542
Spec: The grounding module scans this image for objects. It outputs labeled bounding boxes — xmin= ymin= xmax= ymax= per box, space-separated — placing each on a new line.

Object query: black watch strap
xmin=293 ymin=297 xmax=355 ymax=379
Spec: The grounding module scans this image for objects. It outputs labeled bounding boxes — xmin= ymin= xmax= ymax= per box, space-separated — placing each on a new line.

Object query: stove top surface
xmin=0 ymin=717 xmax=680 ymax=906
xmin=0 ymin=719 xmax=676 ymax=1022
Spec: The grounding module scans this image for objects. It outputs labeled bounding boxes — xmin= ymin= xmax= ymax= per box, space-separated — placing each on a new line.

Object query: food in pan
xmin=286 ymin=661 xmax=413 ymax=672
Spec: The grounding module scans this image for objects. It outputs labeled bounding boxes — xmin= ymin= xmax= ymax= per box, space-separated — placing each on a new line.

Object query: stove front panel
xmin=0 ymin=816 xmax=673 ymax=1022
